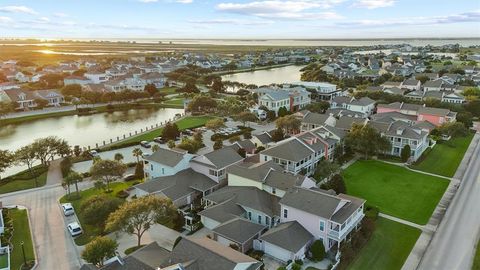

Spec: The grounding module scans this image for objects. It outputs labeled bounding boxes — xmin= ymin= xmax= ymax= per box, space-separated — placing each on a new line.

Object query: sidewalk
xmin=378 ymin=213 xmax=428 ymax=232
xmin=46 ymin=159 xmax=64 ymax=186
xmin=401 ymin=133 xmax=480 ymax=270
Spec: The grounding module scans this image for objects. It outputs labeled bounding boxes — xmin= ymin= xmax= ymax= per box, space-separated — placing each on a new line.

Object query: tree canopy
xmin=345 ymin=123 xmax=391 ymax=159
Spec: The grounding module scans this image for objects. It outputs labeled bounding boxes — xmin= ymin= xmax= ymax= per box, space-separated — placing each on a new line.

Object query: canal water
xmin=0 ymin=107 xmax=183 ymax=178
xmin=221 ymin=65 xmax=305 ymax=90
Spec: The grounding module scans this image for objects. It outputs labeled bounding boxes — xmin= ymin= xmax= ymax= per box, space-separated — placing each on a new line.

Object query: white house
xmin=143 ymin=148 xmax=194 ymax=180
xmin=190 ymin=147 xmax=244 ymax=184
xmin=84 ymin=71 xmax=108 ymax=84
xmin=291 ymin=82 xmax=339 ymax=100
xmin=330 ymin=96 xmax=375 ymax=117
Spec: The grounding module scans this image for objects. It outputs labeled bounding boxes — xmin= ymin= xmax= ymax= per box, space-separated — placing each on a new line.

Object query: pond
xmin=0 ymin=107 xmax=183 ymax=178
xmin=221 ymin=65 xmax=305 ymax=91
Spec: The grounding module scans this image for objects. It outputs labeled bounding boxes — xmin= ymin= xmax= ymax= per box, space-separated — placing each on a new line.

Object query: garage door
xmin=201 ymin=216 xmax=220 ymax=230
xmin=264 ymin=242 xmax=292 ymax=263
xmin=216 ymin=235 xmax=235 ymax=247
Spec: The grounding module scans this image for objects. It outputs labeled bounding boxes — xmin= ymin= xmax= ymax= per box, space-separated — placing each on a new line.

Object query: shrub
xmin=364 ymin=205 xmax=379 ymax=220
xmin=116 ymin=190 xmax=129 ymax=199
xmin=294 ymin=259 xmax=303 ymax=265
xmin=80 ymin=195 xmax=123 ymax=229
xmin=291 ymin=263 xmax=301 ymax=270
xmin=401 ymin=145 xmax=411 ymax=162
xmin=310 ymin=240 xmax=326 ymax=261
xmin=277 ymin=267 xmax=287 ymax=270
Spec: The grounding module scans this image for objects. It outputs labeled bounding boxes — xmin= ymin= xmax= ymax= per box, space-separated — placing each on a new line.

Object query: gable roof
xmin=280 ymin=188 xmax=344 ymax=219
xmin=254 ymin=132 xmax=273 ymax=144
xmin=192 ymin=147 xmax=243 ymax=169
xmin=212 ymin=218 xmax=266 ymax=244
xmin=260 ymin=138 xmax=314 ymax=162
xmin=259 ymin=221 xmax=313 ymax=253
xmin=144 ymin=148 xmax=188 ymax=167
xmin=134 ymin=169 xmax=217 ymax=201
xmin=165 ymin=237 xmax=261 ymax=270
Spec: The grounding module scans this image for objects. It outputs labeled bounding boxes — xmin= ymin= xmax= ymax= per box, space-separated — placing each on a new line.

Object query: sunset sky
xmin=0 ymin=0 xmax=479 ymax=39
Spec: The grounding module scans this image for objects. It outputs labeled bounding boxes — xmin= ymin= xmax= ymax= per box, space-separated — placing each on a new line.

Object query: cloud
xmin=337 ymin=10 xmax=480 ymax=27
xmin=0 ymin=5 xmax=37 ymax=15
xmin=188 ymin=18 xmax=273 ymax=25
xmin=138 ymin=0 xmax=193 ymax=3
xmin=0 ymin=16 xmax=13 ymax=23
xmin=352 ymin=0 xmax=395 ymax=9
xmin=54 ymin=12 xmax=68 ymax=18
xmin=216 ymin=0 xmax=344 ymax=20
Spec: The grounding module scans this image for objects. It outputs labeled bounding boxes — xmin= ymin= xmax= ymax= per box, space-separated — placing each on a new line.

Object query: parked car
xmin=154 ymin=137 xmax=165 ymax=144
xmin=89 ymin=150 xmax=99 ymax=157
xmin=61 ymin=203 xmax=75 ymax=216
xmin=67 ymin=222 xmax=83 ymax=237
xmin=123 ymin=174 xmax=136 ymax=181
xmin=140 ymin=141 xmax=151 ymax=148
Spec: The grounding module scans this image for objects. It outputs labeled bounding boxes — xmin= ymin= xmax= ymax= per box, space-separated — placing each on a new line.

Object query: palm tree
xmin=64 ymin=172 xmax=83 ymax=198
xmin=114 ymin=153 xmax=124 ymax=162
xmin=132 ymin=148 xmax=143 ymax=164
xmin=152 ymin=145 xmax=160 ymax=153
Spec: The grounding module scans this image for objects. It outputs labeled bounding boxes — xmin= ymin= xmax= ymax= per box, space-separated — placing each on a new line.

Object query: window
xmin=209 ymin=169 xmax=218 ymax=176
xmin=320 ymin=221 xmax=325 ymax=232
xmin=150 ymin=164 xmax=153 ymax=171
xmin=162 ymin=168 xmax=165 ymax=174
xmin=272 ymin=187 xmax=276 ymax=195
xmin=258 ymin=215 xmax=262 ymax=224
xmin=283 ymin=209 xmax=288 ymax=218
xmin=266 ymin=216 xmax=270 ymax=226
xmin=248 ymin=212 xmax=252 ymax=220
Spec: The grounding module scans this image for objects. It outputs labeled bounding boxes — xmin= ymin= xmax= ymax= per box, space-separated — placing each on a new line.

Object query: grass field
xmin=104 ymin=115 xmax=215 ymax=150
xmin=410 ymin=134 xmax=474 ymax=177
xmin=158 ymin=87 xmax=178 ymax=95
xmin=348 ymin=217 xmax=421 ymax=270
xmin=0 ymin=166 xmax=48 ymax=194
xmin=9 ymin=209 xmax=36 ymax=270
xmin=162 ymin=98 xmax=185 ymax=108
xmin=59 ymin=181 xmax=134 ymax=246
xmin=343 ymin=160 xmax=449 ymax=224
xmin=473 ymin=240 xmax=480 ymax=270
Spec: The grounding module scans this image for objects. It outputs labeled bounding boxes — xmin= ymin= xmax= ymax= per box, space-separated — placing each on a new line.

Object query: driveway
xmin=1 ymin=184 xmax=86 ymax=270
xmin=111 ymin=223 xmax=181 ymax=255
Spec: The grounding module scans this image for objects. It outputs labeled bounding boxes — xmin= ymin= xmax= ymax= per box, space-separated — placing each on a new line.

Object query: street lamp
xmin=20 ymin=241 xmax=26 ymax=267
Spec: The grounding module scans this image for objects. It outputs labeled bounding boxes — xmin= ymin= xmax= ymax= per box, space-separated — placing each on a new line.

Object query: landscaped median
xmin=101 ymin=115 xmax=216 ymax=151
xmin=59 ymin=181 xmax=137 ymax=246
xmin=410 ymin=133 xmax=474 ymax=177
xmin=343 ymin=160 xmax=449 ymax=225
xmin=0 ymin=165 xmax=48 ymax=195
xmin=348 ymin=217 xmax=421 ymax=270
xmin=2 ymin=208 xmax=36 ymax=270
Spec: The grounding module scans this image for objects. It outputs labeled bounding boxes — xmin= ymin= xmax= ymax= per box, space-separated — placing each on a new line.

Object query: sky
xmin=0 ymin=0 xmax=479 ymax=39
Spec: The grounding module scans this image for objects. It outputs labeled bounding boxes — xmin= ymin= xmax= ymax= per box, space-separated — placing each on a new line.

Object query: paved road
xmin=418 ymin=134 xmax=480 ymax=270
xmin=2 ymin=184 xmax=85 ymax=270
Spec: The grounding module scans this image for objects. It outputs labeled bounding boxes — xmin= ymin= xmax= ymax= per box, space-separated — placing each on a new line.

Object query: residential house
xmin=423 ymin=80 xmax=443 ymax=92
xmin=133 ymin=168 xmax=219 ymax=207
xmin=256 ymin=221 xmax=314 ymax=263
xmin=190 ymin=147 xmax=244 ymax=184
xmin=212 ymin=217 xmax=266 ymax=253
xmin=200 ymin=186 xmax=281 ymax=230
xmin=297 ymin=111 xmax=336 ymax=132
xmin=260 ymin=126 xmax=342 ymax=175
xmin=401 ymin=79 xmax=421 ymax=91
xmin=442 ymin=92 xmax=465 ymax=104
xmin=63 ymin=75 xmax=91 ymax=86
xmin=34 ymin=90 xmax=64 ymax=106
xmin=251 ymin=132 xmax=275 ymax=149
xmin=143 ymin=148 xmax=194 ymax=179
xmin=84 ymin=71 xmax=108 ymax=84
xmin=330 ymin=96 xmax=375 ymax=117
xmin=377 ymin=102 xmax=456 ymax=126
xmin=280 ymin=188 xmax=365 ymax=253
xmin=369 ymin=120 xmax=429 ymax=161
xmin=291 ymin=82 xmax=339 ymax=101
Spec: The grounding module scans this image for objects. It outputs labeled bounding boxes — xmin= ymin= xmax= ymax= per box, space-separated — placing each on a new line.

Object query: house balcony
xmin=327 ymin=213 xmax=365 ymax=241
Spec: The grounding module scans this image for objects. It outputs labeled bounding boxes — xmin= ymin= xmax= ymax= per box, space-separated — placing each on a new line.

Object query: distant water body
xmin=86 ymin=38 xmax=480 ymax=47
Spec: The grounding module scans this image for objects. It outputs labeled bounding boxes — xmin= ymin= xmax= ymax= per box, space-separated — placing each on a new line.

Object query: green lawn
xmin=162 ymin=98 xmax=185 ymax=108
xmin=0 ymin=166 xmax=48 ymax=194
xmin=473 ymin=241 xmax=480 ymax=270
xmin=9 ymin=209 xmax=35 ymax=270
xmin=158 ymin=87 xmax=178 ymax=95
xmin=348 ymin=217 xmax=421 ymax=270
xmin=343 ymin=160 xmax=449 ymax=224
xmin=103 ymin=115 xmax=216 ymax=150
xmin=410 ymin=134 xmax=474 ymax=177
xmin=59 ymin=181 xmax=135 ymax=246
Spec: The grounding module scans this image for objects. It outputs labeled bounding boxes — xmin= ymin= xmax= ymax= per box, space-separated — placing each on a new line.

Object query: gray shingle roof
xmin=261 ymin=138 xmax=313 ymax=162
xmin=144 ymin=148 xmax=187 ymax=167
xmin=203 ymin=186 xmax=280 ymax=217
xmin=227 ymin=161 xmax=282 ymax=183
xmin=418 ymin=107 xmax=450 ymax=116
xmin=254 ymin=132 xmax=273 ymax=144
xmin=302 ymin=112 xmax=329 ymax=125
xmin=213 ymin=218 xmax=266 ymax=244
xmin=134 ymin=169 xmax=217 ymax=201
xmin=193 ymin=147 xmax=244 ymax=169
xmin=259 ymin=221 xmax=313 ymax=253
xmin=331 ymin=194 xmax=365 ymax=223
xmin=335 ymin=116 xmax=366 ymax=130
xmin=165 ymin=237 xmax=261 ymax=270
xmin=280 ymin=188 xmax=343 ymax=219
xmin=199 ymin=199 xmax=245 ymax=224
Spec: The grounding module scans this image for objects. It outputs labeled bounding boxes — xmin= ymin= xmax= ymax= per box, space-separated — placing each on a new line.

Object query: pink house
xmin=417 ymin=107 xmax=457 ymax=126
